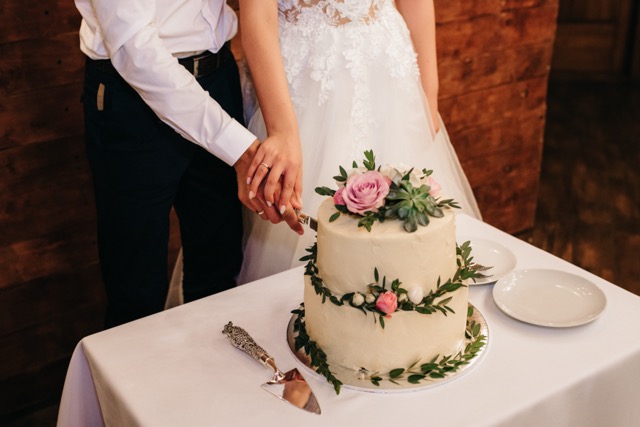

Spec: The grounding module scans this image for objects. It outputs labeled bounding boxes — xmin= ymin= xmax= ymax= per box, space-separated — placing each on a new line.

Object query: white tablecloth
xmin=57 ymin=215 xmax=640 ymax=426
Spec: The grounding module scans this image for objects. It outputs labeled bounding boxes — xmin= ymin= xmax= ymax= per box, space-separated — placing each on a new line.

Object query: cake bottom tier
xmin=303 ymin=276 xmax=470 ymax=374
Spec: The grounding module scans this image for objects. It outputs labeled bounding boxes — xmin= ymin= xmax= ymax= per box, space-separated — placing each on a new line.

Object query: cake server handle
xmin=222 ymin=322 xmax=277 ymax=372
xmin=296 ymin=211 xmax=318 ymax=231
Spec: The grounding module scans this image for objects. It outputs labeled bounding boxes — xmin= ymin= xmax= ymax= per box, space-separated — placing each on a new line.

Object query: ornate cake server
xmin=222 ymin=322 xmax=321 ymax=414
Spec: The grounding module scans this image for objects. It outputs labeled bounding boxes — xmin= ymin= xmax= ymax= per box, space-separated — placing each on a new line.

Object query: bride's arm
xmin=239 ymin=0 xmax=303 ymax=214
xmin=396 ymin=0 xmax=440 ymax=133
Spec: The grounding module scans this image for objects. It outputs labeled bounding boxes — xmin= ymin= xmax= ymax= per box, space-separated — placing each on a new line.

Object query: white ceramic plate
xmin=492 ymin=269 xmax=607 ymax=327
xmin=458 ymin=237 xmax=517 ymax=285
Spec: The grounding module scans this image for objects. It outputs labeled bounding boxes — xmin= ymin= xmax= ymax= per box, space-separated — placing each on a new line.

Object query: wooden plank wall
xmin=0 ymin=1 xmax=104 ymax=418
xmin=552 ymin=0 xmax=635 ymax=76
xmin=0 ymin=0 xmax=557 ymax=418
xmin=435 ymin=0 xmax=558 ymax=233
xmin=634 ymin=4 xmax=640 ymax=78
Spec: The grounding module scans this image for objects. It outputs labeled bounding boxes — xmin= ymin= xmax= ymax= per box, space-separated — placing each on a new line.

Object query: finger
xmin=277 ymin=169 xmax=297 ymax=215
xmin=273 ymin=182 xmax=282 ymax=211
xmin=281 ymin=203 xmax=304 ymax=235
xmin=246 ymin=142 xmax=269 ymax=184
xmin=238 ymin=187 xmax=259 ymax=211
xmin=262 ymin=202 xmax=280 ymax=224
xmin=247 ymin=196 xmax=267 ymax=220
xmin=249 ymin=160 xmax=272 ymax=205
xmin=264 ymin=163 xmax=285 ymax=208
xmin=255 ymin=192 xmax=280 ymax=224
xmin=289 ymin=167 xmax=304 ymax=211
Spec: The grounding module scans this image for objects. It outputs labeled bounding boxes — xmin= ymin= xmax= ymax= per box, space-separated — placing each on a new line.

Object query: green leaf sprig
xmin=365 ymin=304 xmax=487 ymax=387
xmin=292 ymin=306 xmax=343 ymax=394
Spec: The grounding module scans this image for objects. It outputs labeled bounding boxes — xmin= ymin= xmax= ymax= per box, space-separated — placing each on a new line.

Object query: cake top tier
xmin=315 ymin=150 xmax=459 ymax=233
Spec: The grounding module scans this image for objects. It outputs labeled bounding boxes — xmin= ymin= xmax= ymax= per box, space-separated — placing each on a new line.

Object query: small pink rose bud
xmin=376 ymin=291 xmax=398 ymax=318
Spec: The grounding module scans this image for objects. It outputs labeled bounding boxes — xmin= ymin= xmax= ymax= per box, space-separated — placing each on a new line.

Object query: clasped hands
xmin=234 ymin=138 xmax=304 ymax=235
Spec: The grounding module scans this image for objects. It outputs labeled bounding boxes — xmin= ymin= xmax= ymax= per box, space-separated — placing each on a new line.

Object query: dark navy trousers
xmin=83 ymin=52 xmax=244 ymax=328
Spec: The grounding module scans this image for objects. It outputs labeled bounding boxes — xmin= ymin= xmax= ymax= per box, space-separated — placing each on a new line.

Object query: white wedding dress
xmin=238 ymin=0 xmax=482 ymax=284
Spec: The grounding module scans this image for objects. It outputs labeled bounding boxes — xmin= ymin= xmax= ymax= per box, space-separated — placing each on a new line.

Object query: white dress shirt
xmin=74 ymin=0 xmax=255 ymax=166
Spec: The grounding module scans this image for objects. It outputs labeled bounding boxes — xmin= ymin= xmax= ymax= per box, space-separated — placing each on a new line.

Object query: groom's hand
xmin=234 ymin=140 xmax=263 ymax=211
xmin=280 ymin=204 xmax=303 ymax=235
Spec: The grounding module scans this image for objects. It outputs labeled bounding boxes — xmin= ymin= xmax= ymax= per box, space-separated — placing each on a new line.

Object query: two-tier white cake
xmin=294 ymin=153 xmax=482 ymax=391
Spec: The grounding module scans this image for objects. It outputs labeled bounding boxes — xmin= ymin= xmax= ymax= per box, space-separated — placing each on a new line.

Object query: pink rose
xmin=427 ymin=176 xmax=442 ymax=198
xmin=333 ymin=187 xmax=346 ymax=206
xmin=342 ymin=171 xmax=390 ymax=215
xmin=376 ymin=291 xmax=398 ymax=318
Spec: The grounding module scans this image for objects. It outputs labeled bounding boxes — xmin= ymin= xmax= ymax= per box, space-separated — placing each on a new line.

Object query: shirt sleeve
xmin=88 ymin=0 xmax=255 ymax=166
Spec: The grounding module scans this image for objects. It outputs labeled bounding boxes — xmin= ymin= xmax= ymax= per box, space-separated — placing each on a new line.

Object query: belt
xmin=88 ymin=42 xmax=231 ymax=79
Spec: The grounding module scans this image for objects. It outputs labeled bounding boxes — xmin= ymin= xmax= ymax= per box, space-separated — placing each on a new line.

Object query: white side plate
xmin=458 ymin=237 xmax=517 ymax=285
xmin=493 ymin=269 xmax=607 ymax=327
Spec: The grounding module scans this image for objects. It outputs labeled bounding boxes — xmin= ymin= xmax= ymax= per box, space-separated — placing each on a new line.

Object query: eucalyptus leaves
xmin=292 ymin=306 xmax=343 ymax=394
xmin=315 ymin=150 xmax=459 ymax=232
xmin=362 ymin=305 xmax=486 ymax=387
xmin=301 ymin=241 xmax=481 ymax=329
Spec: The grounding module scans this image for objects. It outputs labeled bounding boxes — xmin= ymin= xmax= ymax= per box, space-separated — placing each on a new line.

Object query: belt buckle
xmin=193 ymin=56 xmax=201 ymax=78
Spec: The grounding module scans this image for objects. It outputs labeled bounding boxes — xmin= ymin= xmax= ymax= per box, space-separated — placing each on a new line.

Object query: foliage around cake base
xmin=291 ymin=305 xmax=486 ymax=394
xmin=292 ymin=305 xmax=343 ymax=394
xmin=363 ymin=305 xmax=486 ymax=386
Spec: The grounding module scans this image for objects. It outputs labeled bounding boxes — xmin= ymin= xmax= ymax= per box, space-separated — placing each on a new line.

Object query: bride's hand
xmin=246 ymin=133 xmax=303 ymax=214
xmin=253 ymin=176 xmax=304 ymax=235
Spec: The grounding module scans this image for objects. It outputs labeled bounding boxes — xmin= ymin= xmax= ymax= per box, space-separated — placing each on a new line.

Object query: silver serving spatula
xmin=222 ymin=322 xmax=321 ymax=414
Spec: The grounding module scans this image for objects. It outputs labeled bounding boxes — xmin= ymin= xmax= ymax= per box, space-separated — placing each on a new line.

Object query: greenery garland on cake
xmin=315 ymin=150 xmax=459 ymax=232
xmin=291 ymin=304 xmax=487 ymax=394
xmin=301 ymin=240 xmax=480 ymax=328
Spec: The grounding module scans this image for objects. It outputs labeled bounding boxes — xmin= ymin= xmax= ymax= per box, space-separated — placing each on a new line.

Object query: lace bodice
xmin=279 ymin=0 xmax=388 ymax=26
xmin=276 ymin=0 xmax=420 ymax=149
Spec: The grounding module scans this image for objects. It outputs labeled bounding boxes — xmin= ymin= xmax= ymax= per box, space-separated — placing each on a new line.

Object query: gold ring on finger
xmin=260 ymin=162 xmax=270 ymax=170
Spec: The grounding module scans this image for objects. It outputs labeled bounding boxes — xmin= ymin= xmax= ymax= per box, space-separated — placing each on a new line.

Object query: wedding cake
xmin=294 ymin=151 xmax=485 ymax=392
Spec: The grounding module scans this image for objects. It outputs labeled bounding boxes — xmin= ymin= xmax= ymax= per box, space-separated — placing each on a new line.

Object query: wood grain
xmin=552 ymin=0 xmax=635 ymax=76
xmin=0 ymin=1 xmax=81 ymax=44
xmin=0 ymin=32 xmax=85 ymax=96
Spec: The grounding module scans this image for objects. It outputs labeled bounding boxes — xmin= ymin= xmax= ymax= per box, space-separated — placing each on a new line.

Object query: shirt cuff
xmin=208 ymin=119 xmax=256 ymax=166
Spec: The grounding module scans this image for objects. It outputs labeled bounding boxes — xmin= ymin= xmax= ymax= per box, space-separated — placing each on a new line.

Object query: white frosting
xmin=304 ymin=198 xmax=468 ymax=374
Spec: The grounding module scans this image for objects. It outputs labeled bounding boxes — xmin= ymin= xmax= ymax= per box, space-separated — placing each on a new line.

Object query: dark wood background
xmin=434 ymin=0 xmax=558 ymax=232
xmin=553 ymin=0 xmax=637 ymax=77
xmin=1 ymin=0 xmax=637 ymax=421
